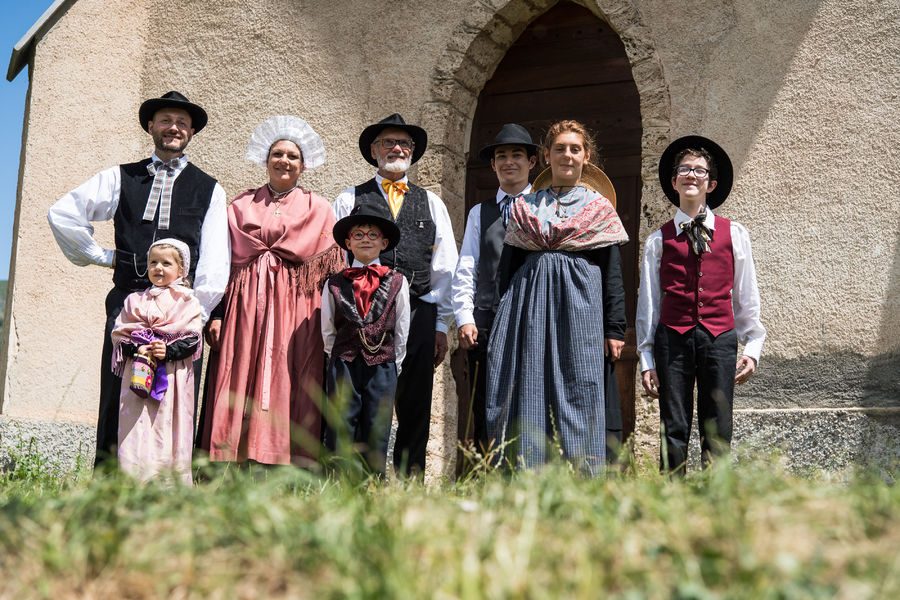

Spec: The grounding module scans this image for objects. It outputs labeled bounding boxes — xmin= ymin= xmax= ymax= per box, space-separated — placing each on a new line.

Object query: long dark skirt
xmin=486 ymin=251 xmax=607 ymax=474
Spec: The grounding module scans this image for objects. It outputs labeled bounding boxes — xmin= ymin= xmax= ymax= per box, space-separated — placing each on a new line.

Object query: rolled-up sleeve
xmin=194 ymin=183 xmax=231 ymax=323
xmin=731 ymin=222 xmax=766 ymax=362
xmin=636 ymin=231 xmax=663 ymax=372
xmin=47 ymin=166 xmax=121 ymax=268
xmin=422 ymin=190 xmax=459 ymax=334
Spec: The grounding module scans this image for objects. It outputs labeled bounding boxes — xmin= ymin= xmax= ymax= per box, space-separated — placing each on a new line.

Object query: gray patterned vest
xmin=473 ymin=197 xmax=507 ymax=325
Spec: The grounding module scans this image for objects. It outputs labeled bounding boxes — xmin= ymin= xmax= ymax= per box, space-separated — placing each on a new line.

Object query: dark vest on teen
xmin=353 ymin=178 xmax=435 ymax=299
xmin=329 ymin=270 xmax=404 ymax=366
xmin=659 ymin=215 xmax=735 ymax=337
xmin=113 ymin=159 xmax=217 ymax=291
xmin=472 ymin=197 xmax=508 ymax=328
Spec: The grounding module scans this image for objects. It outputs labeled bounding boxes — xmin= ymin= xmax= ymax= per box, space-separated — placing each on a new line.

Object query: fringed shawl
xmin=111 ymin=284 xmax=203 ymax=376
xmin=228 ymin=186 xmax=344 ymax=293
xmin=505 ymin=186 xmax=629 ymax=252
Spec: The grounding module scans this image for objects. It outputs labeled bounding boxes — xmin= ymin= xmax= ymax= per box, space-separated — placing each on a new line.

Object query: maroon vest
xmin=659 ymin=215 xmax=735 ymax=337
xmin=329 ymin=270 xmax=404 ymax=366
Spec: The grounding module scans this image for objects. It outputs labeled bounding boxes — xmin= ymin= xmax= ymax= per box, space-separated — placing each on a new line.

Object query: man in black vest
xmin=48 ymin=91 xmax=230 ymax=467
xmin=450 ymin=124 xmax=537 ymax=452
xmin=333 ymin=114 xmax=459 ymax=476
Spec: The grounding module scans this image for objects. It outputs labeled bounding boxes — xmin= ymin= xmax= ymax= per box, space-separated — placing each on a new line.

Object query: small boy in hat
xmin=321 ymin=205 xmax=410 ymax=475
xmin=636 ymin=136 xmax=766 ymax=474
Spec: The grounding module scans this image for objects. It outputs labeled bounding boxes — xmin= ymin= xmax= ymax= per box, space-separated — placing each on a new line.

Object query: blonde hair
xmin=148 ymin=243 xmax=192 ymax=288
xmin=542 ymin=120 xmax=598 ymax=166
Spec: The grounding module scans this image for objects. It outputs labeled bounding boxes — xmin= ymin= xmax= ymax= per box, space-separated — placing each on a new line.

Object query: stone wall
xmin=3 ymin=0 xmax=898 ymax=476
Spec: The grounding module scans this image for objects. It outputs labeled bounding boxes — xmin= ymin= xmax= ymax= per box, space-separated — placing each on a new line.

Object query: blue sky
xmin=1 ymin=1 xmax=56 ymax=280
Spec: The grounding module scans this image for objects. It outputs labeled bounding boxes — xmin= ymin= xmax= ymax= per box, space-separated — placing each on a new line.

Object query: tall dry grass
xmin=0 ymin=439 xmax=897 ymax=599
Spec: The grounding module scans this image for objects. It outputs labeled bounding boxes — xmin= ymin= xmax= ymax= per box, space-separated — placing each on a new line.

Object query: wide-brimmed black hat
xmin=358 ymin=113 xmax=427 ymax=167
xmin=478 ymin=123 xmax=540 ymax=162
xmin=139 ymin=91 xmax=208 ymax=133
xmin=333 ymin=204 xmax=401 ymax=252
xmin=658 ymin=135 xmax=733 ymax=209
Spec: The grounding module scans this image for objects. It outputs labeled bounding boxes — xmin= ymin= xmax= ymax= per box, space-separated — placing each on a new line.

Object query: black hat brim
xmin=139 ymin=97 xmax=208 ymax=133
xmin=358 ymin=123 xmax=427 ymax=167
xmin=333 ymin=213 xmax=401 ymax=253
xmin=658 ymin=135 xmax=733 ymax=209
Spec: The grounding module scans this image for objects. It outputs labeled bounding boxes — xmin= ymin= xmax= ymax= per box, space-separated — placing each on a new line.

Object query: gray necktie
xmin=144 ymin=158 xmax=179 ymax=230
xmin=500 ymin=195 xmax=512 ymax=228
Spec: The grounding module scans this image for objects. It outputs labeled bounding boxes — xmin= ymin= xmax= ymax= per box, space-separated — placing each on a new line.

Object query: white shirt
xmin=47 ymin=153 xmax=230 ymax=323
xmin=636 ymin=207 xmax=766 ymax=372
xmin=320 ymin=258 xmax=411 ymax=372
xmin=451 ymin=183 xmax=532 ymax=327
xmin=333 ymin=173 xmax=458 ymax=334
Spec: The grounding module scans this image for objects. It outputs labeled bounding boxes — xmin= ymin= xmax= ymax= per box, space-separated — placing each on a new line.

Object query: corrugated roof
xmin=7 ymin=0 xmax=76 ymax=82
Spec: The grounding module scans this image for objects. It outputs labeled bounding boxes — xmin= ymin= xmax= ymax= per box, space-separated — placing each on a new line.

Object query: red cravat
xmin=342 ymin=264 xmax=390 ymax=317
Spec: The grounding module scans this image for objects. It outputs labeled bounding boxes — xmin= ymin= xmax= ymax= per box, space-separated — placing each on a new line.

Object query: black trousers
xmin=96 ymin=287 xmax=202 ymax=467
xmin=393 ymin=298 xmax=437 ymax=475
xmin=323 ymin=356 xmax=397 ymax=475
xmin=654 ymin=325 xmax=736 ymax=474
xmin=95 ymin=288 xmax=133 ymax=466
xmin=464 ymin=309 xmax=493 ymax=452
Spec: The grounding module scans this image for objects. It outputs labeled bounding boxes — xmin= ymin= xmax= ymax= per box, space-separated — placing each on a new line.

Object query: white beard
xmin=378 ymin=156 xmax=411 ymax=173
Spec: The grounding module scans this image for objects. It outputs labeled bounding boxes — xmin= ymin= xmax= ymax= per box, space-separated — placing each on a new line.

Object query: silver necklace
xmin=267 ymin=183 xmax=296 ymax=216
xmin=551 ymin=186 xmax=579 ymax=217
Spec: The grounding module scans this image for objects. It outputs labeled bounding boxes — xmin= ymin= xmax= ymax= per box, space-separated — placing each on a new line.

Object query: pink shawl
xmin=111 ymin=284 xmax=203 ymax=376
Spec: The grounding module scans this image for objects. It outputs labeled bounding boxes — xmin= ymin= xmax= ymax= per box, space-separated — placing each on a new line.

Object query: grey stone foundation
xmin=0 ymin=415 xmax=95 ymax=473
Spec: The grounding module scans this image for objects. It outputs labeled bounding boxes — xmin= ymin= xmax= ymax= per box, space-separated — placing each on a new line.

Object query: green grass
xmin=0 ymin=444 xmax=897 ymax=599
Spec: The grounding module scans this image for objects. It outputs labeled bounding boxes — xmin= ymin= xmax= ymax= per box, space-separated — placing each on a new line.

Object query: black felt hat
xmin=139 ymin=91 xmax=208 ymax=133
xmin=658 ymin=135 xmax=733 ymax=209
xmin=333 ymin=204 xmax=401 ymax=252
xmin=358 ymin=113 xmax=428 ymax=167
xmin=478 ymin=123 xmax=540 ymax=162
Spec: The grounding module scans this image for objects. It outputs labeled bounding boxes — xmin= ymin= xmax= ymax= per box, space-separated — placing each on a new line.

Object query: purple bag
xmin=129 ymin=330 xmax=169 ymax=402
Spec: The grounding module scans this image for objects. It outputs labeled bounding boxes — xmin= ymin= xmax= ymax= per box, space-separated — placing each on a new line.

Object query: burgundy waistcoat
xmin=329 ymin=270 xmax=404 ymax=366
xmin=659 ymin=215 xmax=735 ymax=337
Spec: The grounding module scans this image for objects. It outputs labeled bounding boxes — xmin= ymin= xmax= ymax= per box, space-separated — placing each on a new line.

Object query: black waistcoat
xmin=473 ymin=198 xmax=508 ymax=321
xmin=353 ymin=178 xmax=435 ymax=298
xmin=113 ymin=159 xmax=217 ymax=291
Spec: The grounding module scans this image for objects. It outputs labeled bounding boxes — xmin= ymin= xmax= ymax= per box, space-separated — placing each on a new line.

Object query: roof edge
xmin=7 ymin=0 xmax=77 ymax=82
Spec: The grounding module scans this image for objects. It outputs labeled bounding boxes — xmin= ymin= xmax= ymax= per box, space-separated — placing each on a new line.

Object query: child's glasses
xmin=350 ymin=230 xmax=384 ymax=241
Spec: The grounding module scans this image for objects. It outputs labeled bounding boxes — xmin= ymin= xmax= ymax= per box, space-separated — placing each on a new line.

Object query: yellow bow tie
xmin=381 ymin=179 xmax=408 ymax=218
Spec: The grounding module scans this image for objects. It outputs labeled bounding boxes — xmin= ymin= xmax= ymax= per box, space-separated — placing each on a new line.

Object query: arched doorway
xmin=461 ymin=1 xmax=642 ymax=449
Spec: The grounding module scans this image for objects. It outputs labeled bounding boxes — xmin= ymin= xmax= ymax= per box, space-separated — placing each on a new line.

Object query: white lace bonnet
xmin=245 ymin=115 xmax=326 ymax=170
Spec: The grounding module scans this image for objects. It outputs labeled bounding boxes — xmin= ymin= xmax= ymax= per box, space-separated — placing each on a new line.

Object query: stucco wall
xmin=3 ymin=0 xmax=898 ymax=474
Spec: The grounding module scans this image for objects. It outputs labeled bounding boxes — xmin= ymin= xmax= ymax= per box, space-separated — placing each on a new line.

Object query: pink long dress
xmin=112 ymin=284 xmax=203 ymax=485
xmin=201 ymin=186 xmax=343 ymax=465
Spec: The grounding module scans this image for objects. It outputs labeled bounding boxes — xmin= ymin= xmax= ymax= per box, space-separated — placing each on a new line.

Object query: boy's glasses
xmin=350 ymin=230 xmax=384 ymax=241
xmin=675 ymin=166 xmax=710 ymax=178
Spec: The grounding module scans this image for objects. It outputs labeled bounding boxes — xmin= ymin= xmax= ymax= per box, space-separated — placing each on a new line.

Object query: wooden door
xmin=461 ymin=1 xmax=642 ymax=448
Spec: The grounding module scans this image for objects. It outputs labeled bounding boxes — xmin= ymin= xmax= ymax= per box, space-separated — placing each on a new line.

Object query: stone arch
xmin=416 ymin=0 xmax=671 ymax=233
xmin=415 ymin=0 xmax=671 ymax=475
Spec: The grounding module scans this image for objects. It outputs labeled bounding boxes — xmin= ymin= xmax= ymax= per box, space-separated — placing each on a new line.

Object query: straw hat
xmin=532 ymin=163 xmax=617 ymax=208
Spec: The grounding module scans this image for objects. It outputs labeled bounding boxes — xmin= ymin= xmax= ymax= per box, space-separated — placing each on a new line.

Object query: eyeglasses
xmin=374 ymin=138 xmax=415 ymax=151
xmin=675 ymin=166 xmax=710 ymax=178
xmin=350 ymin=230 xmax=384 ymax=241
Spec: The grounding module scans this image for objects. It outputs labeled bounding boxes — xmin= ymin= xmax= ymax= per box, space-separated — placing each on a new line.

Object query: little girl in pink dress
xmin=111 ymin=238 xmax=203 ymax=484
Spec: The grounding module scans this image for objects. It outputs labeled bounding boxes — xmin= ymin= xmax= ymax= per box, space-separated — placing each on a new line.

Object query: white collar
xmin=150 ymin=152 xmax=187 ymax=167
xmin=674 ymin=206 xmax=715 ymax=234
xmin=351 ymin=257 xmax=383 ymax=268
xmin=374 ymin=173 xmax=409 ymax=187
xmin=495 ymin=183 xmax=532 ymax=204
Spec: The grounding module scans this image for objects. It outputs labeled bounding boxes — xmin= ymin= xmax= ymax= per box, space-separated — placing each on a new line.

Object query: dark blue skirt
xmin=486 ymin=251 xmax=606 ymax=473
